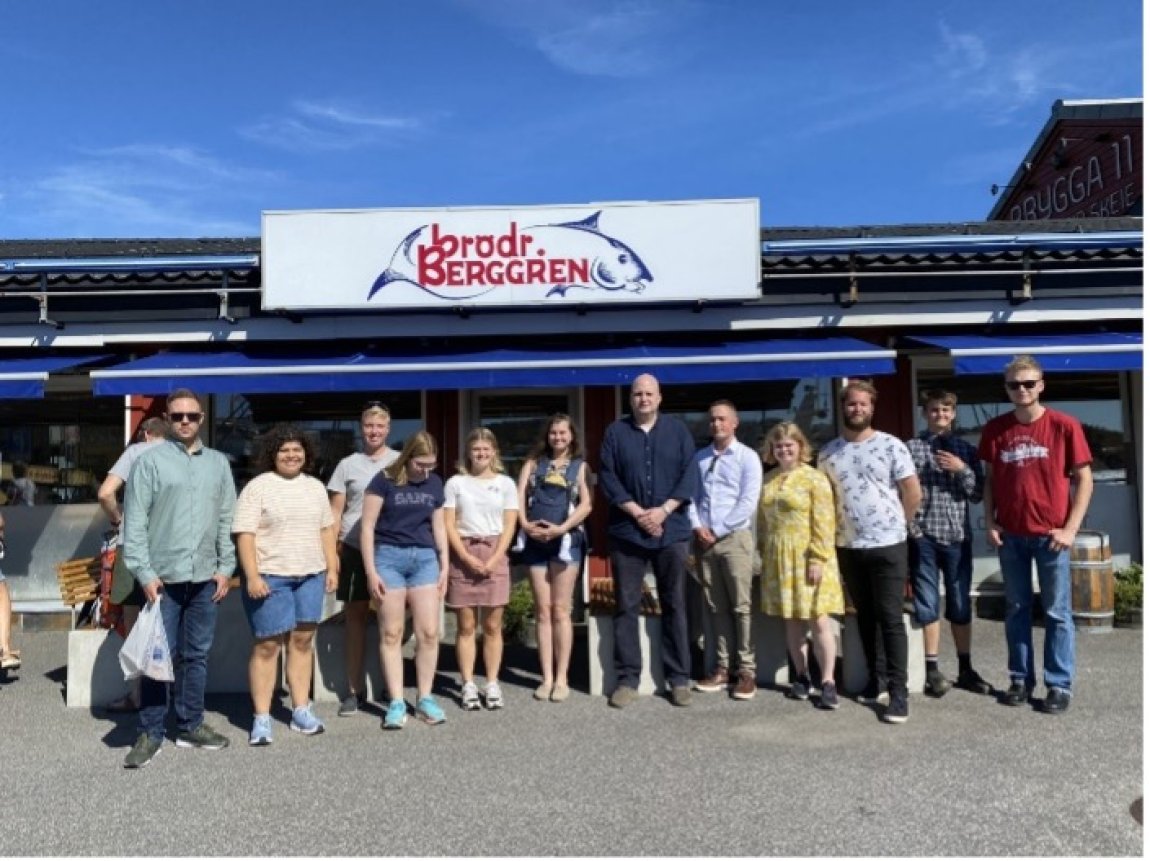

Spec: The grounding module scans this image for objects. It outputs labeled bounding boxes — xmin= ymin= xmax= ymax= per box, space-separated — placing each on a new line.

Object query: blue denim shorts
xmin=375 ymin=545 xmax=439 ymax=590
xmin=241 ymin=572 xmax=325 ymax=639
xmin=519 ymin=531 xmax=585 ymax=567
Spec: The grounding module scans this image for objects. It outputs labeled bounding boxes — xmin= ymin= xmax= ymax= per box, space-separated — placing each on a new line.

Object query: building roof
xmin=987 ymin=98 xmax=1143 ymax=220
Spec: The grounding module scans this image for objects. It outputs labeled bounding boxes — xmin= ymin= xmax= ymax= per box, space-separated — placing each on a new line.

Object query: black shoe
xmin=924 ymin=669 xmax=952 ymax=698
xmin=1003 ymin=682 xmax=1031 ymax=707
xmin=882 ymin=689 xmax=909 ymax=724
xmin=785 ymin=677 xmax=811 ymax=701
xmin=816 ymin=681 xmax=840 ymax=710
xmin=1041 ymin=688 xmax=1071 ymax=715
xmin=857 ymin=679 xmax=890 ymax=706
xmin=955 ymin=668 xmax=993 ymax=695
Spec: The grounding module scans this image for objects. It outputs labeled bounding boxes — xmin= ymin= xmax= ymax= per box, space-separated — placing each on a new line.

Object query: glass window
xmin=0 ymin=395 xmax=123 ymax=504
xmin=619 ymin=378 xmax=836 ymax=455
xmin=471 ymin=391 xmax=574 ymax=481
xmin=212 ymin=392 xmax=423 ymax=491
xmin=913 ymin=369 xmax=1131 ymax=485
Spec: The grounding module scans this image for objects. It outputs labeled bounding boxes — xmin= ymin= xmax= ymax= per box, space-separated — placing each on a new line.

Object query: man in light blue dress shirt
xmin=689 ymin=401 xmax=763 ymax=700
xmin=121 ymin=388 xmax=237 ymax=768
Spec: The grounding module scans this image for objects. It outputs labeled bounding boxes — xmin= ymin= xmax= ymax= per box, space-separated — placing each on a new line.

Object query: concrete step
xmin=12 ymin=601 xmax=75 ymax=632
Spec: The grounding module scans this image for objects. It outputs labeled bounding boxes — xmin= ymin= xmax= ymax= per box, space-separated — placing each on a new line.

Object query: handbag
xmin=118 ymin=596 xmax=175 ymax=682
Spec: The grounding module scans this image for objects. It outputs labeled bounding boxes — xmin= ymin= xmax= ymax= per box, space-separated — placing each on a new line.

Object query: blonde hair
xmin=1004 ymin=355 xmax=1043 ymax=377
xmin=760 ymin=421 xmax=813 ymax=466
xmin=839 ymin=379 xmax=877 ymax=406
xmin=386 ymin=430 xmax=438 ymax=486
xmin=457 ymin=427 xmax=505 ymax=475
xmin=361 ymin=402 xmax=391 ymax=422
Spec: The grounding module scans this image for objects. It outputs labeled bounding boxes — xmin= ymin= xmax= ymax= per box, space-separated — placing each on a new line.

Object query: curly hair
xmin=254 ymin=424 xmax=316 ymax=475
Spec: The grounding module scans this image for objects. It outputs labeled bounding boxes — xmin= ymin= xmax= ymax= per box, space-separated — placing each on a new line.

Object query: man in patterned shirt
xmin=819 ymin=380 xmax=921 ymax=724
xmin=906 ymin=389 xmax=991 ymax=699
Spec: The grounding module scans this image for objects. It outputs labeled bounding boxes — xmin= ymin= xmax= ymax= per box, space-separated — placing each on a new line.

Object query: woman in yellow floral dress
xmin=758 ymin=422 xmax=845 ymax=709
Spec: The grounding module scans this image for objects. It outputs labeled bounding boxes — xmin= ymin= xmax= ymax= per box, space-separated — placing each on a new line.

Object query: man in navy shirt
xmin=599 ymin=373 xmax=698 ymax=708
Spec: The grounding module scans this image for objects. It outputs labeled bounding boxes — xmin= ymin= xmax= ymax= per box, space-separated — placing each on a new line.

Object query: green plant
xmin=503 ymin=577 xmax=536 ymax=643
xmin=1114 ymin=562 xmax=1142 ymax=623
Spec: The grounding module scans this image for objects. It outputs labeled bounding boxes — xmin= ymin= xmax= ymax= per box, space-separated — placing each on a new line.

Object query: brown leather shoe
xmin=732 ymin=670 xmax=756 ymax=700
xmin=694 ymin=667 xmax=730 ymax=692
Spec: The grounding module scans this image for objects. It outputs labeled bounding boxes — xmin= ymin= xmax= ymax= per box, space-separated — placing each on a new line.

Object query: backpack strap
xmin=526 ymin=455 xmax=550 ymax=510
xmin=564 ymin=458 xmax=583 ymax=508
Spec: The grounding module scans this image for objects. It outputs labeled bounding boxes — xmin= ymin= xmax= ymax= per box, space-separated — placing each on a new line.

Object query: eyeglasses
xmin=1005 ymin=380 xmax=1041 ymax=391
xmin=410 ymin=459 xmax=437 ymax=471
xmin=168 ymin=412 xmax=204 ymax=423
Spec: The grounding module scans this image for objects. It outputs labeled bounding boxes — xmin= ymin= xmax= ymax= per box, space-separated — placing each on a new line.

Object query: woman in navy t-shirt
xmin=360 ymin=430 xmax=448 ymax=729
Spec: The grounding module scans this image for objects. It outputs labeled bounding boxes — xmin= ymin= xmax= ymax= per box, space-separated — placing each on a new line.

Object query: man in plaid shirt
xmin=907 ymin=389 xmax=992 ymax=698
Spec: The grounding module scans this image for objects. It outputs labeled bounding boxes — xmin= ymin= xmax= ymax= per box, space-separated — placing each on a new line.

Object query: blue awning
xmin=0 ymin=355 xmax=109 ymax=399
xmin=909 ymin=333 xmax=1143 ymax=374
xmin=90 ymin=338 xmax=895 ymax=396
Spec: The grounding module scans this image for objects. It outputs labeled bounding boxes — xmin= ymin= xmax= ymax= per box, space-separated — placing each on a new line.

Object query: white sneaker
xmin=484 ymin=681 xmax=504 ymax=710
xmin=461 ymin=680 xmax=481 ymax=711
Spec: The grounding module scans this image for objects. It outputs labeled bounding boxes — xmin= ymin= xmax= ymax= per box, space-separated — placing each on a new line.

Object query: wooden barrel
xmin=1070 ymin=530 xmax=1114 ymax=632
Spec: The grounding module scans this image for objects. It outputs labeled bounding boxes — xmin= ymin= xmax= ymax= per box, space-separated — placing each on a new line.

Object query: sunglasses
xmin=410 ymin=459 xmax=437 ymax=471
xmin=363 ymin=400 xmax=389 ymax=412
xmin=168 ymin=412 xmax=204 ymax=423
xmin=1005 ymin=380 xmax=1041 ymax=391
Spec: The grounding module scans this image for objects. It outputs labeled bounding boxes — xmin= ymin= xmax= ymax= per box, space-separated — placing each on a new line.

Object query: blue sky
xmin=0 ymin=0 xmax=1141 ymax=238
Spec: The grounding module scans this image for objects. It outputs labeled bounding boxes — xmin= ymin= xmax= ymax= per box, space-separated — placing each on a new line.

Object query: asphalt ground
xmin=0 ymin=616 xmax=1141 ymax=857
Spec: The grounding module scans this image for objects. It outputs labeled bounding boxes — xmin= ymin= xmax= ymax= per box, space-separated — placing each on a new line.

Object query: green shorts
xmin=109 ymin=548 xmax=144 ymax=607
xmin=337 ymin=542 xmax=372 ymax=603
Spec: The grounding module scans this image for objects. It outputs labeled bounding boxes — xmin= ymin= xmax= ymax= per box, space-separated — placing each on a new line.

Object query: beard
xmin=844 ymin=414 xmax=872 ymax=432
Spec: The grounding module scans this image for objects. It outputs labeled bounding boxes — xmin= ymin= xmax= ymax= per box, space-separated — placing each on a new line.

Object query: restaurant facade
xmin=0 ymin=199 xmax=1140 ymax=612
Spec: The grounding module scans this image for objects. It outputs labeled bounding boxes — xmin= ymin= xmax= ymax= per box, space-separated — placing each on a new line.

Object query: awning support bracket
xmin=38 ymin=274 xmax=63 ymax=330
xmin=1011 ymin=254 xmax=1033 ymax=305
xmin=840 ymin=255 xmax=859 ymax=307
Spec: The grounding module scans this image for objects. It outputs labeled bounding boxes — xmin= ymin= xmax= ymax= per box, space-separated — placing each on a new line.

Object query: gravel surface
xmin=0 ymin=617 xmax=1141 ymax=856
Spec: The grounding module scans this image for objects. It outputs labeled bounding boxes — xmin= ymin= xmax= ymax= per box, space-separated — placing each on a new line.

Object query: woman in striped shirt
xmin=234 ymin=425 xmax=338 ymax=745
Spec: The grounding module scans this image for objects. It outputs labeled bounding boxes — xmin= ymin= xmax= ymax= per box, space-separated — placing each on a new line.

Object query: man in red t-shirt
xmin=978 ymin=355 xmax=1093 ymax=715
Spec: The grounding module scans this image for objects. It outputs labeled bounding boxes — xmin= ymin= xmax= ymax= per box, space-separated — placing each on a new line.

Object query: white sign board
xmin=262 ymin=199 xmax=760 ymax=310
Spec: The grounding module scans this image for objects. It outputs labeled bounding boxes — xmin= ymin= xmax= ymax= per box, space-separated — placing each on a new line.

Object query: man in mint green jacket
xmin=121 ymin=389 xmax=237 ymax=769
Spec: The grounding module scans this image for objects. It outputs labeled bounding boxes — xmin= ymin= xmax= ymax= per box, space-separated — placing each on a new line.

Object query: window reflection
xmin=914 ymin=370 xmax=1130 ymax=484
xmin=622 ymin=379 xmax=836 ymax=455
xmin=211 ymin=392 xmax=423 ymax=491
xmin=0 ymin=395 xmax=123 ymax=504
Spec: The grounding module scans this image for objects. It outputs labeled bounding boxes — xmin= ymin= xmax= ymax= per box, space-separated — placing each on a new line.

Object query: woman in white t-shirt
xmin=444 ymin=428 xmax=519 ymax=711
xmin=233 ymin=425 xmax=337 ymax=746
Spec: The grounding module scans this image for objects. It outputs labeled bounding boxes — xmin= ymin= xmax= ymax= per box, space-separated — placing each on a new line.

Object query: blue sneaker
xmin=383 ymin=699 xmax=408 ymax=730
xmin=416 ymin=695 xmax=446 ymax=725
xmin=290 ymin=703 xmax=325 ymax=736
xmin=249 ymin=714 xmax=273 ymax=746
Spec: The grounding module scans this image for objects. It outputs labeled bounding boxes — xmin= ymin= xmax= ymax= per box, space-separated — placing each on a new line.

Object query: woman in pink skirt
xmin=444 ymin=428 xmax=520 ymax=711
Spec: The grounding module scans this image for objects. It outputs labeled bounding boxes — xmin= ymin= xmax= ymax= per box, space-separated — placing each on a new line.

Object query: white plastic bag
xmin=118 ymin=596 xmax=174 ymax=682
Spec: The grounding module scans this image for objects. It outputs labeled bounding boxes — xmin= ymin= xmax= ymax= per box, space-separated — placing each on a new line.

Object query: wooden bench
xmin=56 ymin=556 xmax=100 ymax=629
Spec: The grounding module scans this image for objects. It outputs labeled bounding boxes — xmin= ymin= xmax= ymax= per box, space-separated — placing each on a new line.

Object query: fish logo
xmin=367 ymin=211 xmax=653 ymax=301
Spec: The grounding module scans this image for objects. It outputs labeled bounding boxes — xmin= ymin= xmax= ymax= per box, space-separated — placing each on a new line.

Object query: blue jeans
xmin=999 ymin=534 xmax=1075 ymax=693
xmin=138 ymin=581 xmax=219 ymax=742
xmin=911 ymin=536 xmax=973 ymax=626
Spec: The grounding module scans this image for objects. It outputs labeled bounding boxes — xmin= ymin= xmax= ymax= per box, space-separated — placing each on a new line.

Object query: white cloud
xmin=461 ymin=0 xmax=702 ymax=78
xmin=938 ymin=21 xmax=988 ymax=78
xmin=239 ymin=100 xmax=428 ymax=152
xmin=7 ymin=145 xmax=266 ymax=237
